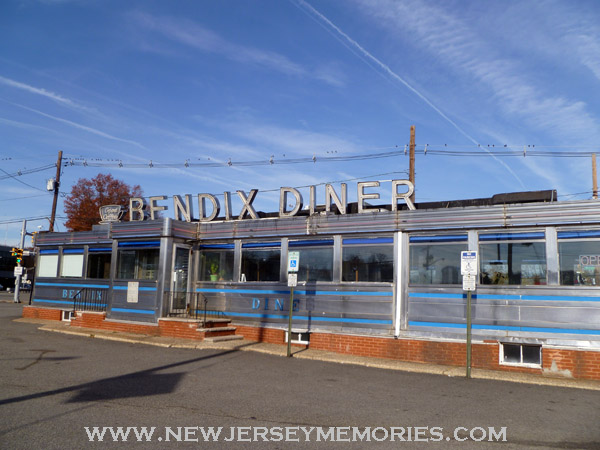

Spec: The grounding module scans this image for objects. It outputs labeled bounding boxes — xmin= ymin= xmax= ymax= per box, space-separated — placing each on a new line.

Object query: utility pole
xmin=593 ymin=153 xmax=598 ymax=200
xmin=409 ymin=125 xmax=416 ymax=205
xmin=49 ymin=150 xmax=63 ymax=232
xmin=13 ymin=220 xmax=26 ymax=303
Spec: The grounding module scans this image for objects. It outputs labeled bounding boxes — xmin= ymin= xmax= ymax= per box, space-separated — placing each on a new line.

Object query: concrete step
xmin=198 ymin=326 xmax=237 ymax=333
xmin=202 ymin=319 xmax=232 ymax=328
xmin=204 ymin=335 xmax=244 ymax=343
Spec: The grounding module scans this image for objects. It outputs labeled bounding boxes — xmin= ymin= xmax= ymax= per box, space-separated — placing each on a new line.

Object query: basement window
xmin=62 ymin=310 xmax=74 ymax=322
xmin=285 ymin=330 xmax=310 ymax=345
xmin=500 ymin=343 xmax=541 ymax=367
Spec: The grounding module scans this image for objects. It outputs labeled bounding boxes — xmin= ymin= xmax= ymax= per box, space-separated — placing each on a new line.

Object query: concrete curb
xmin=15 ymin=317 xmax=600 ymax=391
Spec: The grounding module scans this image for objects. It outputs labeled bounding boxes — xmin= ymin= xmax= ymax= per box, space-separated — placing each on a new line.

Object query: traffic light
xmin=15 ymin=248 xmax=23 ymax=264
xmin=11 ymin=247 xmax=18 ymax=257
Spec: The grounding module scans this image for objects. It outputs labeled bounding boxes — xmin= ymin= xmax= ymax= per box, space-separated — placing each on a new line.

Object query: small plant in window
xmin=210 ymin=262 xmax=219 ymax=281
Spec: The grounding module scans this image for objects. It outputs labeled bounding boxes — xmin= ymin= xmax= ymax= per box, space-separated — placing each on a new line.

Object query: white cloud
xmin=128 ymin=11 xmax=343 ymax=86
xmin=0 ymin=75 xmax=95 ymax=113
xmin=351 ymin=0 xmax=600 ymax=145
xmin=10 ymin=102 xmax=147 ymax=151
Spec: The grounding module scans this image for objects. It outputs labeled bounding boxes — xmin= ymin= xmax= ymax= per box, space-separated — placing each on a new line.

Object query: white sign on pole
xmin=288 ymin=273 xmax=298 ymax=287
xmin=14 ymin=266 xmax=23 ymax=276
xmin=461 ymin=251 xmax=478 ymax=275
xmin=462 ymin=274 xmax=477 ymax=291
xmin=287 ymin=251 xmax=300 ymax=273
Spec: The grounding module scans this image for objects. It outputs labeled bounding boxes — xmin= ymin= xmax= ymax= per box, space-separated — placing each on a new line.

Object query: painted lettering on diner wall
xmin=128 ymin=180 xmax=415 ymax=222
xmin=252 ymin=297 xmax=300 ymax=312
xmin=62 ymin=289 xmax=102 ymax=301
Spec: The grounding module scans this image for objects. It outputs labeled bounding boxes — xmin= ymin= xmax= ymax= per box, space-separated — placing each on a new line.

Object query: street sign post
xmin=461 ymin=251 xmax=478 ymax=379
xmin=287 ymin=251 xmax=300 ymax=357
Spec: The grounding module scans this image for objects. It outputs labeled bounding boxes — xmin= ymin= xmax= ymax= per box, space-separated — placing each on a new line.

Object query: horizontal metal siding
xmin=108 ymin=281 xmax=159 ymax=322
xmin=32 ymin=279 xmax=110 ymax=308
xmin=195 ymin=283 xmax=394 ymax=332
xmin=408 ymin=287 xmax=600 ymax=337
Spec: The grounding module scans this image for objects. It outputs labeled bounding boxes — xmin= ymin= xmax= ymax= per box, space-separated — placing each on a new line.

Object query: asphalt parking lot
xmin=2 ymin=302 xmax=600 ymax=449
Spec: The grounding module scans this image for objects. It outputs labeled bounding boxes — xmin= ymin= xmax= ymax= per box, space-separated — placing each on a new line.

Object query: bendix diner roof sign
xmin=103 ymin=179 xmax=416 ymax=224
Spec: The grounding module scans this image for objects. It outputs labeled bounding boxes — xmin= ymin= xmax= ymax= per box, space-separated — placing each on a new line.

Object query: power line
xmin=0 ymin=163 xmax=56 ymax=181
xmin=0 ymin=215 xmax=65 ymax=225
xmin=64 ymin=148 xmax=406 ymax=169
xmin=0 ymin=167 xmax=48 ymax=192
xmin=0 ymin=193 xmax=51 ymax=202
xmin=59 ymin=146 xmax=600 ymax=170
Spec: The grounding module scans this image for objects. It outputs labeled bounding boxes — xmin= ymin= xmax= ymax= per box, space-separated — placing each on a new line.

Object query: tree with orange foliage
xmin=64 ymin=174 xmax=142 ymax=231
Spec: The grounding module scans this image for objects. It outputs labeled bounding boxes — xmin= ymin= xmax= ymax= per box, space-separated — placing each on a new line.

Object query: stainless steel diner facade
xmin=29 ymin=193 xmax=600 ymax=378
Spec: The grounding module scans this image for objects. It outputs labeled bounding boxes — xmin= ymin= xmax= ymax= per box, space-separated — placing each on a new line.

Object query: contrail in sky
xmin=293 ymin=0 xmax=525 ymax=188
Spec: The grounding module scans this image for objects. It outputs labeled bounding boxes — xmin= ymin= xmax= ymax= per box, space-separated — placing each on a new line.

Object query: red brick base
xmin=235 ymin=325 xmax=600 ymax=381
xmin=24 ymin=306 xmax=206 ymax=340
xmin=22 ymin=305 xmax=62 ymax=321
xmin=22 ymin=306 xmax=600 ymax=380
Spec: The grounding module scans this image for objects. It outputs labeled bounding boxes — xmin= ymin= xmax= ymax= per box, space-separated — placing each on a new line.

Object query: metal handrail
xmin=165 ymin=290 xmax=226 ymax=325
xmin=73 ymin=287 xmax=108 ymax=312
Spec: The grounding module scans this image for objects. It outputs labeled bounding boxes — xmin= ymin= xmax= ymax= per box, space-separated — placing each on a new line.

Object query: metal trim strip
xmin=409 ymin=320 xmax=600 ymax=335
xmin=196 ymin=288 xmax=393 ymax=296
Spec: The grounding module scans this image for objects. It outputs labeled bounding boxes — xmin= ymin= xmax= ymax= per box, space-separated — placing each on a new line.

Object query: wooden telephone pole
xmin=49 ymin=150 xmax=63 ymax=232
xmin=593 ymin=153 xmax=598 ymax=200
xmin=409 ymin=125 xmax=416 ymax=205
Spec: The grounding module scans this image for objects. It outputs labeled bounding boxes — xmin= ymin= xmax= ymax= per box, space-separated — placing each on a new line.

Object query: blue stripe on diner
xmin=33 ymin=299 xmax=106 ymax=308
xmin=40 ymin=249 xmax=59 ymax=254
xmin=343 ymin=237 xmax=393 ymax=245
xmin=408 ymin=292 xmax=600 ymax=302
xmin=33 ymin=299 xmax=74 ymax=305
xmin=557 ymin=230 xmax=600 ymax=239
xmin=289 ymin=239 xmax=334 ymax=247
xmin=196 ymin=288 xmax=393 ymax=297
xmin=63 ymin=248 xmax=84 ymax=254
xmin=118 ymin=241 xmax=160 ymax=248
xmin=89 ymin=247 xmax=112 ymax=252
xmin=225 ymin=311 xmax=392 ymax=325
xmin=111 ymin=307 xmax=155 ymax=315
xmin=242 ymin=242 xmax=281 ymax=248
xmin=409 ymin=321 xmax=600 ymax=335
xmin=36 ymin=282 xmax=110 ymax=289
xmin=113 ymin=286 xmax=157 ymax=291
xmin=479 ymin=232 xmax=545 ymax=241
xmin=200 ymin=243 xmax=235 ymax=249
xmin=409 ymin=235 xmax=467 ymax=243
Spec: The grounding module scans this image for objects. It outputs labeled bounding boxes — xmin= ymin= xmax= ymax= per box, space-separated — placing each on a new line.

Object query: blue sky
xmin=1 ymin=0 xmax=600 ymax=246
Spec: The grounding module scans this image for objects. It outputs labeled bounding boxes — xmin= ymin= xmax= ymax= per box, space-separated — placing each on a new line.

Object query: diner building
xmin=23 ymin=181 xmax=600 ymax=380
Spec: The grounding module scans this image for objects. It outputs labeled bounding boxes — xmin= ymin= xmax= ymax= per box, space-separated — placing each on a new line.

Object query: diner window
xmin=117 ymin=248 xmax=159 ymax=280
xmin=87 ymin=248 xmax=112 ymax=279
xmin=241 ymin=242 xmax=280 ymax=282
xmin=479 ymin=232 xmax=546 ymax=285
xmin=289 ymin=239 xmax=334 ymax=282
xmin=342 ymin=237 xmax=394 ymax=282
xmin=61 ymin=250 xmax=84 ymax=277
xmin=37 ymin=252 xmax=59 ymax=278
xmin=199 ymin=244 xmax=235 ymax=282
xmin=557 ymin=230 xmax=600 ymax=285
xmin=409 ymin=235 xmax=467 ymax=285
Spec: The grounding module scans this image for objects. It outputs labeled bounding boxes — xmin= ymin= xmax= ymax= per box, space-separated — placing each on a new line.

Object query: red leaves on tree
xmin=64 ymin=174 xmax=142 ymax=231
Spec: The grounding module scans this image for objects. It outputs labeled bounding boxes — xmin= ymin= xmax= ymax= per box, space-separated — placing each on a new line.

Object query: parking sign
xmin=288 ymin=251 xmax=299 ymax=273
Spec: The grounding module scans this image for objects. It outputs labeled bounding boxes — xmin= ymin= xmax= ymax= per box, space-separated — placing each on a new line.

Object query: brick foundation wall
xmin=24 ymin=306 xmax=205 ymax=340
xmin=236 ymin=324 xmax=600 ymax=381
xmin=71 ymin=311 xmax=160 ymax=336
xmin=22 ymin=306 xmax=600 ymax=380
xmin=158 ymin=319 xmax=205 ymax=340
xmin=22 ymin=305 xmax=62 ymax=321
